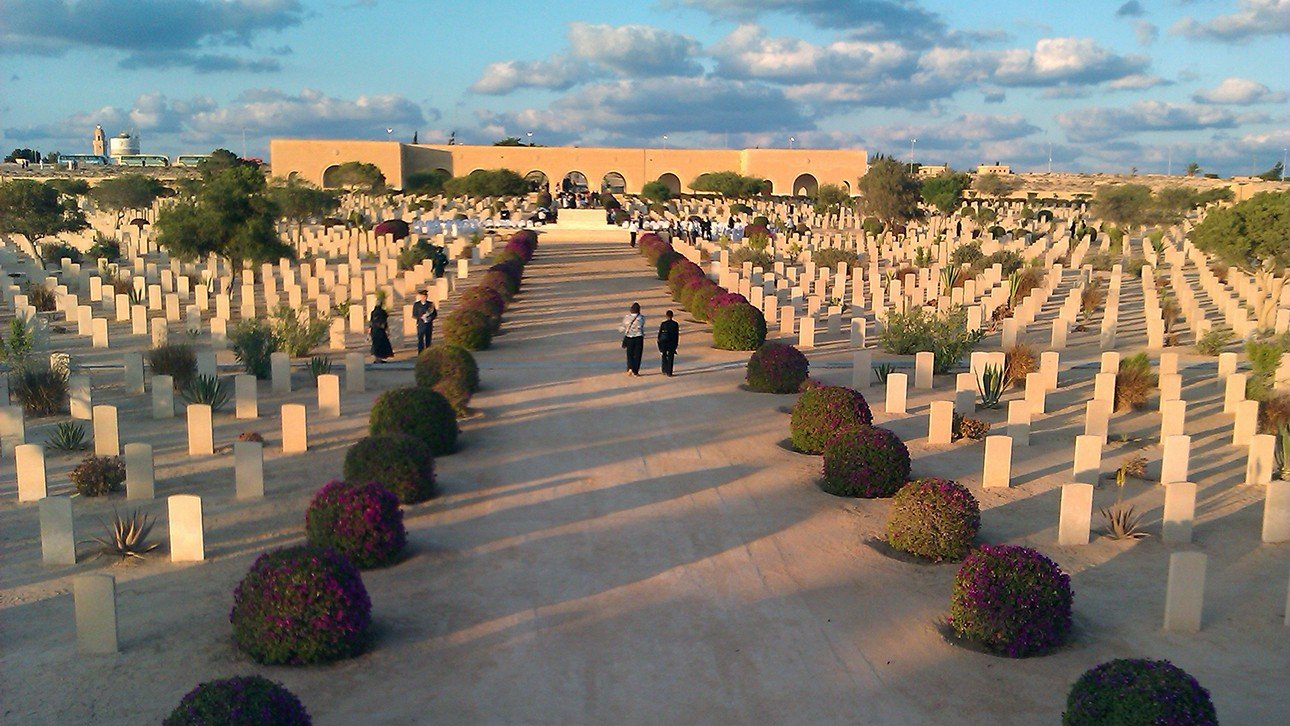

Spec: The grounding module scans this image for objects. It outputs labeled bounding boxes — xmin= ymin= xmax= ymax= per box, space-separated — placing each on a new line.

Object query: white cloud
xmin=989 ymin=37 xmax=1150 ymax=87
xmin=567 ymin=22 xmax=702 ymax=76
xmin=1172 ymin=0 xmax=1290 ymax=42
xmin=1108 ymin=73 xmax=1171 ymax=90
xmin=1134 ymin=20 xmax=1159 ymax=45
xmin=712 ymin=24 xmax=914 ymax=83
xmin=470 ymin=55 xmax=591 ymax=95
xmin=1056 ymin=101 xmax=1240 ymax=142
xmin=1192 ymin=77 xmax=1287 ymax=105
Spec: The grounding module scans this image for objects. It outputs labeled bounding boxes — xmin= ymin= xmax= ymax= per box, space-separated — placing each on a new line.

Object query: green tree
xmin=267 ymin=179 xmax=339 ymax=241
xmin=690 ymin=171 xmax=767 ymax=197
xmin=155 ymin=164 xmax=292 ymax=275
xmin=973 ymin=172 xmax=1020 ymax=200
xmin=1185 ymin=162 xmax=1201 ymax=177
xmin=493 ymin=137 xmax=525 ymax=146
xmin=919 ymin=171 xmax=971 ymax=215
xmin=1092 ymin=183 xmax=1155 ymax=228
xmin=1189 ymin=191 xmax=1290 ymax=325
xmin=45 ymin=179 xmax=90 ymax=198
xmin=329 ymin=162 xmax=386 ymax=193
xmin=856 ymin=156 xmax=920 ymax=226
xmin=812 ymin=183 xmax=852 ymax=215
xmin=197 ymin=148 xmax=253 ymax=181
xmin=404 ymin=169 xmax=452 ymax=195
xmin=641 ymin=180 xmax=674 ymax=203
xmin=0 ymin=179 xmax=89 ymax=251
xmin=88 ymin=174 xmax=170 ymax=223
xmin=442 ymin=169 xmax=527 ymax=197
xmin=4 ymin=148 xmax=38 ymax=163
xmin=1257 ymin=161 xmax=1284 ymax=181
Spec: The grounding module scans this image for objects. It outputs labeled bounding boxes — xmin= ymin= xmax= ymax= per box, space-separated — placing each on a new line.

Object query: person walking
xmin=619 ymin=302 xmax=645 ymax=376
xmin=657 ymin=310 xmax=679 ymax=376
xmin=629 ymin=217 xmax=639 ymax=248
xmin=412 ymin=289 xmax=437 ymax=353
xmin=369 ymin=301 xmax=394 ymax=363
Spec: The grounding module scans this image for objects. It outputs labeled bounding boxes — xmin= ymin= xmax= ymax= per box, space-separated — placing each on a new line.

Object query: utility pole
xmin=1167 ymin=147 xmax=1172 ymax=176
xmin=1047 ymin=141 xmax=1052 ymax=173
xmin=909 ymin=138 xmax=917 ymax=173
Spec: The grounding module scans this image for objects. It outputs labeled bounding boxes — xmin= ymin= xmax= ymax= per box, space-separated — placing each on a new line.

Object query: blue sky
xmin=1 ymin=0 xmax=1286 ymax=175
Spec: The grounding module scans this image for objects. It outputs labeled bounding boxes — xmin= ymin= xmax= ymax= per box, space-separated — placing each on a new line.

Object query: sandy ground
xmin=2 ymin=236 xmax=1288 ymax=724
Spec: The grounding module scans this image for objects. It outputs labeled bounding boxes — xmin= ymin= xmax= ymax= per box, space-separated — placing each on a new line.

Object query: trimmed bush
xmin=1063 ymin=658 xmax=1217 ymax=725
xmin=165 ymin=675 xmax=311 ymax=726
xmin=69 ymin=455 xmax=126 ymax=497
xmin=369 ymin=386 xmax=458 ymax=456
xmin=790 ymin=385 xmax=874 ymax=454
xmin=656 ymin=249 xmax=680 ymax=280
xmin=712 ymin=302 xmax=767 ymax=351
xmin=415 ymin=344 xmax=480 ymax=393
xmin=480 ymin=269 xmax=518 ymax=300
xmin=147 ymin=344 xmax=198 ymax=390
xmin=885 ymin=478 xmax=980 ymax=561
xmin=443 ymin=308 xmax=493 ymax=351
xmin=706 ymin=291 xmax=748 ymax=319
xmin=950 ymin=544 xmax=1073 ymax=657
xmin=820 ymin=426 xmax=910 ymax=498
xmin=344 ymin=434 xmax=436 ymax=504
xmin=686 ymin=285 xmax=720 ymax=321
xmin=230 ymin=546 xmax=371 ymax=665
xmin=305 ymin=480 xmax=406 ymax=568
xmin=746 ymin=343 xmax=810 ymax=393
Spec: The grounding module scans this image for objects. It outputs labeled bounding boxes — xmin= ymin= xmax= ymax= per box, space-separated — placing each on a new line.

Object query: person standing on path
xmin=620 ymin=302 xmax=645 ymax=376
xmin=370 ymin=301 xmax=394 ymax=363
xmin=412 ymin=289 xmax=437 ymax=353
xmin=657 ymin=310 xmax=679 ymax=377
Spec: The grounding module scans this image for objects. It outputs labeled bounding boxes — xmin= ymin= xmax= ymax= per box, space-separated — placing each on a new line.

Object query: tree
xmin=155 ymin=164 xmax=291 ymax=275
xmin=1186 ymin=162 xmax=1201 ymax=177
xmin=0 ymin=179 xmax=88 ymax=250
xmin=4 ymin=148 xmax=38 ymax=163
xmin=442 ymin=169 xmax=527 ymax=197
xmin=1092 ymin=184 xmax=1154 ymax=228
xmin=1257 ymin=161 xmax=1284 ymax=181
xmin=329 ymin=162 xmax=386 ymax=193
xmin=493 ymin=137 xmax=525 ymax=146
xmin=267 ymin=179 xmax=339 ymax=240
xmin=1190 ymin=191 xmax=1289 ymax=326
xmin=404 ymin=169 xmax=452 ymax=195
xmin=88 ymin=174 xmax=170 ymax=223
xmin=45 ymin=178 xmax=90 ymax=198
xmin=197 ymin=148 xmax=253 ymax=181
xmin=973 ymin=172 xmax=1020 ymax=200
xmin=690 ymin=171 xmax=767 ymax=197
xmin=812 ymin=183 xmax=852 ymax=215
xmin=641 ymin=180 xmax=673 ymax=203
xmin=919 ymin=171 xmax=971 ymax=215
xmin=856 ymin=156 xmax=920 ymax=226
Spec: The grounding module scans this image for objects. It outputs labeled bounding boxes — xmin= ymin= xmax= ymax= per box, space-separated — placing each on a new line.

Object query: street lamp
xmin=662 ymin=134 xmax=668 ymax=148
xmin=789 ymin=136 xmax=796 ymax=149
xmin=909 ymin=138 xmax=917 ymax=173
xmin=526 ymin=131 xmax=533 ymax=146
xmin=1282 ymin=148 xmax=1287 ymax=181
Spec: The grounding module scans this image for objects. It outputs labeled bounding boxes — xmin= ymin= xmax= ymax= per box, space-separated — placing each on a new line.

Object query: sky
xmin=1 ymin=0 xmax=1287 ymax=176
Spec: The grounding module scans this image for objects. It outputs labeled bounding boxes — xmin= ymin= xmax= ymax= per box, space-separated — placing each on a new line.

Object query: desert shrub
xmin=271 ymin=305 xmax=328 ymax=358
xmin=820 ymin=426 xmax=910 ymax=498
xmin=746 ymin=343 xmax=810 ymax=393
xmin=712 ymin=302 xmax=767 ymax=351
xmin=949 ymin=544 xmax=1073 ymax=657
xmin=442 ymin=308 xmax=493 ymax=351
xmin=40 ymin=241 xmax=82 ymax=265
xmin=879 ymin=306 xmax=984 ymax=374
xmin=730 ymin=247 xmax=773 ymax=269
xmin=885 ymin=478 xmax=980 ymax=561
xmin=12 ymin=364 xmax=69 ymax=416
xmin=25 ymin=283 xmax=57 ymax=312
xmin=976 ymin=249 xmax=1024 ymax=275
xmin=164 ymin=675 xmax=311 ymax=726
xmin=1124 ymin=256 xmax=1148 ymax=277
xmin=305 ymin=480 xmax=406 ymax=568
xmin=459 ymin=286 xmax=506 ymax=324
xmin=415 ymin=344 xmax=479 ymax=393
xmin=397 ymin=239 xmax=440 ymax=271
xmin=69 ymin=455 xmax=126 ymax=497
xmin=656 ymin=249 xmax=680 ymax=280
xmin=1085 ymin=251 xmax=1116 ymax=272
xmin=862 ymin=217 xmax=885 ymax=236
xmin=813 ymin=248 xmax=859 ymax=270
xmin=369 ymin=386 xmax=458 ymax=456
xmin=1004 ymin=344 xmax=1038 ymax=389
xmin=1245 ymin=339 xmax=1285 ymax=401
xmin=238 ymin=431 xmax=264 ymax=443
xmin=1114 ymin=353 xmax=1157 ymax=412
xmin=86 ymin=234 xmax=122 ymax=262
xmin=147 ymin=343 xmax=197 ymax=390
xmin=949 ymin=241 xmax=983 ymax=266
xmin=790 ymin=385 xmax=874 ymax=454
xmin=230 ymin=319 xmax=277 ymax=379
xmin=181 ymin=374 xmax=230 ymax=411
xmin=954 ymin=414 xmax=991 ymax=440
xmin=344 ymin=434 xmax=437 ymax=504
xmin=1259 ymin=393 xmax=1290 ymax=435
xmin=230 ymin=546 xmax=371 ymax=665
xmin=1062 ymin=659 xmax=1217 ymax=726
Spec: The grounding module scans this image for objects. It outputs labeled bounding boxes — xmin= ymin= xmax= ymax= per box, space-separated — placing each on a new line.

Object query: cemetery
xmin=0 ymin=156 xmax=1287 ymax=723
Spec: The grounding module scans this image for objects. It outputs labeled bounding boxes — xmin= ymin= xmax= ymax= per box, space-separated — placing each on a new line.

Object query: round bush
xmin=69 ymin=455 xmax=126 ymax=497
xmin=443 ymin=308 xmax=492 ymax=351
xmin=656 ymin=249 xmax=680 ymax=280
xmin=789 ymin=385 xmax=874 ymax=454
xmin=820 ymin=425 xmax=910 ymax=498
xmin=230 ymin=546 xmax=371 ymax=665
xmin=950 ymin=544 xmax=1073 ymax=657
xmin=1063 ymin=659 xmax=1217 ymax=725
xmin=459 ymin=286 xmax=506 ymax=318
xmin=706 ymin=291 xmax=749 ymax=320
xmin=458 ymin=300 xmax=501 ymax=335
xmin=415 ymin=343 xmax=480 ymax=393
xmin=712 ymin=302 xmax=767 ymax=351
xmin=369 ymin=386 xmax=458 ymax=456
xmin=746 ymin=343 xmax=809 ymax=393
xmin=344 ymin=434 xmax=437 ymax=504
xmin=480 ymin=269 xmax=518 ymax=300
xmin=165 ymin=675 xmax=310 ymax=726
xmin=885 ymin=478 xmax=980 ymax=561
xmin=686 ymin=285 xmax=719 ymax=321
xmin=306 ymin=480 xmax=406 ymax=568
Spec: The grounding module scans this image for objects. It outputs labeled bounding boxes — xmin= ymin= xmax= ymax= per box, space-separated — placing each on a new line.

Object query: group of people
xmin=369 ymin=289 xmax=438 ymax=363
xmin=619 ymin=303 xmax=679 ymax=377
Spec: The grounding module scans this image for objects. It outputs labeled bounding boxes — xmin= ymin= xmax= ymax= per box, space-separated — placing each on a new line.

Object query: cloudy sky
xmin=2 ymin=0 xmax=1286 ymax=175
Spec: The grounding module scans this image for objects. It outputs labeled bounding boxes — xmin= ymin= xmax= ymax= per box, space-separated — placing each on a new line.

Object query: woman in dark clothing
xmin=370 ymin=303 xmax=394 ymax=362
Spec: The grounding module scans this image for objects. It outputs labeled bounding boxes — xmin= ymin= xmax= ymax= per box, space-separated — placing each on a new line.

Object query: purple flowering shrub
xmin=164 ymin=675 xmax=310 ymax=725
xmin=712 ymin=302 xmax=767 ymax=351
xmin=343 ymin=434 xmax=437 ymax=504
xmin=950 ymin=544 xmax=1073 ymax=657
xmin=885 ymin=478 xmax=980 ymax=561
xmin=1063 ymin=658 xmax=1217 ymax=725
xmin=746 ymin=343 xmax=810 ymax=393
xmin=479 ymin=269 xmax=518 ymax=300
xmin=706 ymin=291 xmax=749 ymax=320
xmin=442 ymin=308 xmax=492 ymax=351
xmin=820 ymin=425 xmax=910 ymax=497
xmin=685 ymin=284 xmax=720 ymax=321
xmin=306 ymin=480 xmax=406 ymax=568
xmin=369 ymin=386 xmax=458 ymax=456
xmin=790 ymin=385 xmax=874 ymax=453
xmin=230 ymin=546 xmax=372 ymax=665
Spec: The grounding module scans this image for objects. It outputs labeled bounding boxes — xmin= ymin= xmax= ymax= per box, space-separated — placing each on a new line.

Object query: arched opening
xmin=760 ymin=179 xmax=774 ymax=195
xmin=842 ymin=180 xmax=851 ymax=195
xmin=560 ymin=171 xmax=588 ymax=192
xmin=524 ymin=170 xmax=549 ymax=191
xmin=793 ymin=173 xmax=819 ymax=197
xmin=657 ymin=173 xmax=681 ymax=195
xmin=287 ymin=171 xmax=300 ymax=182
xmin=601 ymin=171 xmax=626 ymax=194
xmin=321 ymin=164 xmax=341 ymax=188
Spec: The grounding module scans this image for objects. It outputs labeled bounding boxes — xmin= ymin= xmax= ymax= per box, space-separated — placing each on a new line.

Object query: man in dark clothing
xmin=412 ymin=290 xmax=437 ymax=353
xmin=657 ymin=310 xmax=679 ymax=376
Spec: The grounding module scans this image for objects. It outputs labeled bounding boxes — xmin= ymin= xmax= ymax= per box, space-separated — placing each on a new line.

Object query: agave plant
xmin=128 ymin=287 xmax=146 ymax=306
xmin=309 ymin=355 xmax=333 ymax=379
xmin=89 ymin=509 xmax=159 ymax=560
xmin=181 ymin=374 xmax=230 ymax=411
xmin=873 ymin=362 xmax=895 ymax=384
xmin=46 ymin=421 xmax=89 ymax=452
xmin=1100 ymin=503 xmax=1149 ymax=540
xmin=977 ymin=363 xmax=1007 ymax=409
xmin=939 ymin=265 xmax=962 ymax=292
xmin=1276 ymin=424 xmax=1290 ymax=481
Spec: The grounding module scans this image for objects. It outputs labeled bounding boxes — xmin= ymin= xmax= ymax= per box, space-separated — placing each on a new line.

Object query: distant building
xmin=92 ymin=126 xmax=105 ymax=156
xmin=977 ymin=163 xmax=1013 ymax=175
xmin=108 ymin=132 xmax=140 ymax=160
xmin=917 ymin=164 xmax=950 ymax=178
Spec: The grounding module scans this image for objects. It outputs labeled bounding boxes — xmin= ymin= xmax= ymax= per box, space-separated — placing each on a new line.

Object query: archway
xmin=560 ymin=171 xmax=588 ymax=192
xmin=761 ymin=179 xmax=774 ymax=195
xmin=793 ymin=173 xmax=819 ymax=197
xmin=656 ymin=173 xmax=681 ymax=195
xmin=321 ymin=164 xmax=341 ymax=188
xmin=842 ymin=180 xmax=851 ymax=195
xmin=601 ymin=171 xmax=626 ymax=194
xmin=287 ymin=171 xmax=300 ymax=183
xmin=524 ymin=170 xmax=549 ymax=191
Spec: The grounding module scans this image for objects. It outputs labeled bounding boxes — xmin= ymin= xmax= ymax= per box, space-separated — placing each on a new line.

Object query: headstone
xmin=186 ymin=404 xmax=214 ymax=456
xmin=1263 ymin=480 xmax=1290 ymax=543
xmin=1161 ymin=435 xmax=1191 ymax=485
xmin=344 ymin=352 xmax=365 ymax=393
xmin=39 ymin=495 xmax=77 ymax=565
xmin=1093 ymin=372 xmax=1116 ymax=403
xmin=1163 ymin=551 xmax=1207 ymax=633
xmin=91 ymin=405 xmax=119 ymax=456
xmin=1073 ymin=435 xmax=1102 ymax=485
xmin=151 ymin=376 xmax=174 ymax=419
xmin=982 ymin=435 xmax=1012 ymax=488
xmin=0 ymin=405 xmax=25 ymax=456
xmin=1162 ymin=482 xmax=1197 ymax=544
xmin=1024 ymin=372 xmax=1046 ymax=415
xmin=124 ymin=443 xmax=155 ymax=500
xmin=1058 ymin=483 xmax=1094 ymax=546
xmin=69 ymin=375 xmax=91 ymax=420
xmin=1040 ymin=351 xmax=1060 ymax=390
xmin=928 ymin=400 xmax=954 ymax=445
xmin=851 ymin=350 xmax=872 ymax=391
xmin=234 ymin=441 xmax=265 ymax=499
xmin=914 ymin=352 xmax=934 ymax=389
xmin=196 ymin=350 xmax=217 ymax=378
xmin=168 ymin=494 xmax=205 ymax=562
xmin=123 ymin=352 xmax=144 ymax=395
xmin=1158 ymin=373 xmax=1182 ymax=402
xmin=1223 ymin=373 xmax=1247 ymax=414
xmin=1233 ymin=399 xmax=1258 ymax=446
xmin=1246 ymin=434 xmax=1275 ymax=486
xmin=74 ymin=574 xmax=118 ymax=654
xmin=282 ymin=404 xmax=307 ymax=453
xmin=954 ymin=373 xmax=975 ymax=414
xmin=16 ymin=443 xmax=47 ymax=502
xmin=235 ymin=375 xmax=258 ymax=419
xmin=1084 ymin=400 xmax=1111 ymax=443
xmin=1160 ymin=399 xmax=1187 ymax=440
xmin=317 ymin=374 xmax=341 ymax=418
xmin=1006 ymin=400 xmax=1031 ymax=447
xmin=798 ymin=317 xmax=815 ymax=349
xmin=885 ymin=372 xmax=908 ymax=415
xmin=271 ymin=352 xmax=291 ymax=394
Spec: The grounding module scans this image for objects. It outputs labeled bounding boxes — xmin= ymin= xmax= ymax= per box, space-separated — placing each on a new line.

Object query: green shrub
xmin=230 ymin=319 xmax=277 ymax=379
xmin=712 ymin=302 xmax=767 ymax=351
xmin=415 ymin=344 xmax=479 ymax=393
xmin=656 ymin=249 xmax=679 ymax=280
xmin=745 ymin=343 xmax=810 ymax=393
xmin=271 ymin=305 xmax=328 ymax=358
xmin=165 ymin=675 xmax=311 ymax=726
xmin=344 ymin=434 xmax=437 ymax=504
xmin=790 ymin=385 xmax=873 ymax=454
xmin=147 ymin=343 xmax=197 ymax=390
xmin=813 ymin=248 xmax=859 ymax=270
xmin=730 ymin=247 xmax=772 ymax=269
xmin=181 ymin=374 xmax=230 ymax=411
xmin=443 ymin=309 xmax=492 ymax=351
xmin=949 ymin=242 xmax=983 ymax=266
xmin=950 ymin=544 xmax=1072 ymax=657
xmin=12 ymin=364 xmax=69 ymax=416
xmin=1114 ymin=353 xmax=1157 ymax=412
xmin=975 ymin=249 xmax=1024 ymax=275
xmin=1195 ymin=327 xmax=1234 ymax=355
xmin=862 ymin=217 xmax=885 ymax=237
xmin=885 ymin=478 xmax=979 ymax=561
xmin=305 ymin=480 xmax=406 ymax=569
xmin=1245 ymin=338 xmax=1287 ymax=401
xmin=879 ymin=306 xmax=983 ymax=373
xmin=369 ymin=387 xmax=458 ymax=456
xmin=820 ymin=426 xmax=910 ymax=498
xmin=69 ymin=455 xmax=126 ymax=496
xmin=1063 ymin=659 xmax=1217 ymax=725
